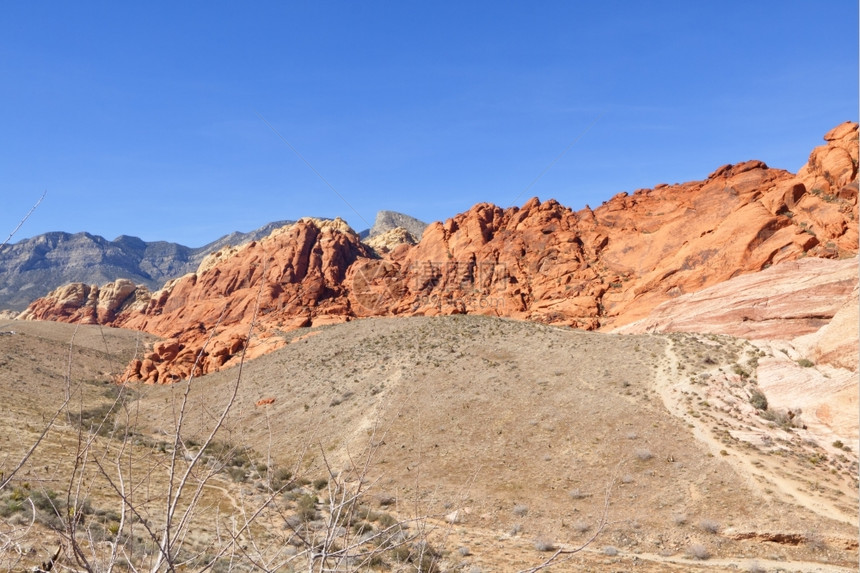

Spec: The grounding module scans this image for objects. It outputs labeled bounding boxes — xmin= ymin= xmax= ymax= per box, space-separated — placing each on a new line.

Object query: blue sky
xmin=1 ymin=1 xmax=857 ymax=246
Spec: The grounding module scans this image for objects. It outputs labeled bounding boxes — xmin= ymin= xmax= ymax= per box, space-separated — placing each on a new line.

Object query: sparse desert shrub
xmin=673 ymin=513 xmax=687 ymax=526
xmin=634 ymin=448 xmax=653 ymax=461
xmin=761 ymin=407 xmax=802 ymax=430
xmin=749 ymin=388 xmax=768 ymax=411
xmin=832 ymin=440 xmax=844 ymax=449
xmin=351 ymin=519 xmax=373 ymax=535
xmin=312 ymin=477 xmax=328 ymax=490
xmin=699 ymin=518 xmax=720 ymax=533
xmin=31 ymin=488 xmax=62 ymax=514
xmin=572 ymin=520 xmax=591 ymax=533
xmin=411 ymin=540 xmax=442 ymax=573
xmin=732 ymin=363 xmax=750 ymax=379
xmin=534 ymin=536 xmax=556 ymax=551
xmin=621 ymin=474 xmax=634 ymax=484
xmin=390 ymin=544 xmax=412 ymax=563
xmin=602 ymin=545 xmax=619 ymax=556
xmin=513 ymin=503 xmax=528 ymax=516
xmin=686 ymin=543 xmax=711 ymax=560
xmin=271 ymin=467 xmax=293 ymax=490
xmin=376 ymin=511 xmax=397 ymax=528
xmin=747 ymin=562 xmax=766 ymax=573
xmin=568 ymin=488 xmax=587 ymax=499
xmin=0 ymin=496 xmax=25 ymax=518
xmin=226 ymin=466 xmax=247 ymax=482
xmin=509 ymin=523 xmax=522 ymax=536
xmin=296 ymin=493 xmax=318 ymax=521
xmin=458 ymin=546 xmax=471 ymax=556
xmin=796 ymin=358 xmax=814 ymax=368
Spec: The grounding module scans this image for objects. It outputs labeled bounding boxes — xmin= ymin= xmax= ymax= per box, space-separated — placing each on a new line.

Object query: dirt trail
xmin=653 ymin=336 xmax=855 ymax=525
xmin=588 ymin=546 xmax=859 ymax=573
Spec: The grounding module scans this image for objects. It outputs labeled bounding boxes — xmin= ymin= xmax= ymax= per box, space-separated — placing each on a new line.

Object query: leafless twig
xmin=1 ymin=190 xmax=45 ymax=247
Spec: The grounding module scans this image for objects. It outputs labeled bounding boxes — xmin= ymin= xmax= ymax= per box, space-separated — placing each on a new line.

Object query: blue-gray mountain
xmin=358 ymin=211 xmax=427 ymax=240
xmin=0 ymin=221 xmax=293 ymax=311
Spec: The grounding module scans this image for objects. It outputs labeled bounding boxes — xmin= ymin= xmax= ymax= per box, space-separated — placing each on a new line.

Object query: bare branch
xmin=1 ymin=189 xmax=45 ymax=248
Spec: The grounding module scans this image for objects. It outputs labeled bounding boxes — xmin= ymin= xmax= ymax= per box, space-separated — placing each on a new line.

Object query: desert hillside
xmin=0 ymin=317 xmax=856 ymax=571
xmin=18 ymin=123 xmax=858 ymax=385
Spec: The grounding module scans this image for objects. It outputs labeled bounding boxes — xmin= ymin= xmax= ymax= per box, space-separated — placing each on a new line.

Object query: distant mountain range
xmin=0 ymin=213 xmax=428 ymax=312
xmin=359 ymin=210 xmax=428 ymax=240
xmin=0 ymin=220 xmax=291 ymax=311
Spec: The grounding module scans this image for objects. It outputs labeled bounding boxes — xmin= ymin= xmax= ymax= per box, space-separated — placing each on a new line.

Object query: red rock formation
xmin=19 ymin=279 xmax=150 ymax=324
xmin=20 ymin=124 xmax=858 ymax=382
xmin=349 ymin=123 xmax=857 ymax=330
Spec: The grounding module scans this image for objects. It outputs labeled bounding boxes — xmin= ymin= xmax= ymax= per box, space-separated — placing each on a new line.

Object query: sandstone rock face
xmin=349 ymin=134 xmax=857 ymax=330
xmin=118 ymin=218 xmax=371 ymax=383
xmin=794 ymin=283 xmax=859 ymax=372
xmin=18 ymin=279 xmax=151 ymax=324
xmin=20 ymin=124 xmax=858 ymax=382
xmin=363 ymin=227 xmax=418 ymax=254
xmin=615 ymin=256 xmax=858 ymax=360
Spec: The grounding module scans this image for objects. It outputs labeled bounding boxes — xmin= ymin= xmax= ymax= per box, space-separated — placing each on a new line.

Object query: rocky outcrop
xmin=794 ymin=283 xmax=859 ymax=372
xmin=116 ymin=218 xmax=372 ymax=382
xmin=18 ymin=279 xmax=151 ymax=324
xmin=349 ymin=125 xmax=857 ymax=329
xmin=363 ymin=227 xmax=419 ymax=254
xmin=20 ymin=124 xmax=858 ymax=382
xmin=614 ymin=256 xmax=858 ymax=355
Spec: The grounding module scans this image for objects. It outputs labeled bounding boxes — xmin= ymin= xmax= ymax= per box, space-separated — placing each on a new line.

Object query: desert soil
xmin=0 ymin=316 xmax=856 ymax=571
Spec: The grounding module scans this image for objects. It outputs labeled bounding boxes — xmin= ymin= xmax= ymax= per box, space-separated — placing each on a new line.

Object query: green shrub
xmin=376 ymin=511 xmax=396 ymax=528
xmin=296 ymin=493 xmax=318 ymax=521
xmin=226 ymin=467 xmax=246 ymax=482
xmin=271 ymin=467 xmax=293 ymax=490
xmin=312 ymin=477 xmax=328 ymax=491
xmin=749 ymin=389 xmax=768 ymax=411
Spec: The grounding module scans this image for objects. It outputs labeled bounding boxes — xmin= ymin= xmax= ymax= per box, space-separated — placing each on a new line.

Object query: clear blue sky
xmin=1 ymin=1 xmax=857 ymax=246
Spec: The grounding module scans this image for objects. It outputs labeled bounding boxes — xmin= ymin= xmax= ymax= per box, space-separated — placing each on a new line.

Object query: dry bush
xmin=572 ymin=520 xmax=591 ymax=534
xmin=686 ymin=543 xmax=711 ymax=560
xmin=634 ymin=448 xmax=653 ymax=461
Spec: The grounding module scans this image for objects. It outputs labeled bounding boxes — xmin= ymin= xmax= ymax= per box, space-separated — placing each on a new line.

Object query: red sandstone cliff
xmin=20 ymin=123 xmax=859 ymax=382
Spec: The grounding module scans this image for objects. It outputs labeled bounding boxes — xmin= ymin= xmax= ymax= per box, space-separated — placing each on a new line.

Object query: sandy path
xmin=653 ymin=336 xmax=855 ymax=526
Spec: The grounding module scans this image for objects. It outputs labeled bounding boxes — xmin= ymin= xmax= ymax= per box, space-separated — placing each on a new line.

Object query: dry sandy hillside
xmin=0 ymin=317 xmax=856 ymax=572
